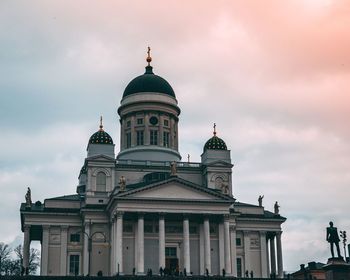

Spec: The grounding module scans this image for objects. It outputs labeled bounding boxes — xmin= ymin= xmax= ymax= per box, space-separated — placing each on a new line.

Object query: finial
xmin=187 ymin=154 xmax=190 ymax=163
xmin=213 ymin=123 xmax=217 ymax=136
xmin=99 ymin=116 xmax=104 ymax=131
xmin=146 ymin=46 xmax=152 ymax=66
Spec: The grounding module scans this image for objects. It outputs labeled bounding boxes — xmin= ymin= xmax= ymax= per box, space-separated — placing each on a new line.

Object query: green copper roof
xmin=204 ymin=135 xmax=227 ymax=152
xmin=89 ymin=130 xmax=113 ymax=145
xmin=123 ymin=66 xmax=175 ymax=98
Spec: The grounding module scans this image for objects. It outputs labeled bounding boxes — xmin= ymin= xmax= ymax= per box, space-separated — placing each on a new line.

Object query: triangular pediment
xmin=116 ymin=177 xmax=234 ymax=202
xmin=86 ymin=154 xmax=115 ymax=161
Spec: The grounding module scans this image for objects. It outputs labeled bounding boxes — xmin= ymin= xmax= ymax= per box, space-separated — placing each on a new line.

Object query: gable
xmin=124 ymin=180 xmax=228 ymax=201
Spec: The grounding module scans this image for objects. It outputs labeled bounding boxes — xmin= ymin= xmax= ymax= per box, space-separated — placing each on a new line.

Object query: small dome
xmin=89 ymin=130 xmax=113 ymax=145
xmin=204 ymin=136 xmax=227 ymax=152
xmin=123 ymin=66 xmax=175 ymax=98
xmin=203 ymin=124 xmax=227 ymax=152
xmin=88 ymin=117 xmax=114 ymax=145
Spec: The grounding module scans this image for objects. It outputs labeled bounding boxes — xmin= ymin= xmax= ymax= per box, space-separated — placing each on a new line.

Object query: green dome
xmin=204 ymin=135 xmax=227 ymax=152
xmin=123 ymin=66 xmax=175 ymax=98
xmin=89 ymin=130 xmax=113 ymax=145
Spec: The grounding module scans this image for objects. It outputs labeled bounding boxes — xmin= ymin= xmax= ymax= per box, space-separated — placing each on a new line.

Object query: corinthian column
xmin=137 ymin=213 xmax=144 ymax=274
xmin=23 ymin=225 xmax=31 ymax=275
xmin=224 ymin=217 xmax=231 ymax=274
xmin=116 ymin=212 xmax=124 ymax=274
xmin=204 ymin=217 xmax=211 ymax=274
xmin=276 ymin=232 xmax=283 ymax=278
xmin=159 ymin=214 xmax=165 ymax=270
xmin=183 ymin=216 xmax=190 ymax=273
xmin=270 ymin=234 xmax=276 ymax=277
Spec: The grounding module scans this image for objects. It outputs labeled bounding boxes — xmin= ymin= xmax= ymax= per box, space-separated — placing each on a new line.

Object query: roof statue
xmin=119 ymin=176 xmax=126 ymax=191
xmin=170 ymin=161 xmax=177 ymax=176
xmin=258 ymin=195 xmax=264 ymax=207
xmin=274 ymin=201 xmax=280 ymax=214
xmin=326 ymin=221 xmax=342 ymax=258
xmin=25 ymin=187 xmax=32 ymax=207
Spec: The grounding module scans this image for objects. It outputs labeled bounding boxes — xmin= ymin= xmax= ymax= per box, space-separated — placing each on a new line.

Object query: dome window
xmin=150 ymin=130 xmax=158 ymax=145
xmin=149 ymin=116 xmax=158 ymax=125
xmin=137 ymin=118 xmax=143 ymax=125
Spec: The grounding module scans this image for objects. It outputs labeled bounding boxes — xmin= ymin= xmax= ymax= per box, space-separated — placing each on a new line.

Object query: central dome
xmin=123 ymin=66 xmax=175 ymax=98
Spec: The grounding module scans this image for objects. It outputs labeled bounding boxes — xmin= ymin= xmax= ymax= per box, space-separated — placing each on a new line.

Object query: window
xmin=126 ymin=120 xmax=131 ymax=127
xmin=96 ymin=172 xmax=106 ymax=192
xmin=163 ymin=131 xmax=170 ymax=147
xmin=164 ymin=119 xmax=169 ymax=126
xmin=136 ymin=131 xmax=144 ymax=145
xmin=137 ymin=118 xmax=143 ymax=125
xmin=236 ymin=258 xmax=242 ymax=277
xmin=165 ymin=247 xmax=177 ymax=257
xmin=70 ymin=233 xmax=80 ymax=243
xmin=69 ymin=255 xmax=80 ymax=276
xmin=236 ymin=237 xmax=242 ymax=246
xmin=150 ymin=130 xmax=158 ymax=145
xmin=126 ymin=132 xmax=131 ymax=148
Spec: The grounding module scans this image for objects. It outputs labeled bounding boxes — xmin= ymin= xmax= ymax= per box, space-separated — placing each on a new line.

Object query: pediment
xmin=86 ymin=154 xmax=115 ymax=162
xmin=206 ymin=160 xmax=233 ymax=167
xmin=117 ymin=177 xmax=234 ymax=202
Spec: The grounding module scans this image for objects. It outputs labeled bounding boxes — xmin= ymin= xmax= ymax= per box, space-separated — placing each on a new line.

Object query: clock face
xmin=149 ymin=116 xmax=158 ymax=125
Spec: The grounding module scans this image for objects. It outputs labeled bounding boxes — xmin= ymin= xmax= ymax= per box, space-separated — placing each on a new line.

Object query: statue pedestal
xmin=323 ymin=257 xmax=350 ymax=280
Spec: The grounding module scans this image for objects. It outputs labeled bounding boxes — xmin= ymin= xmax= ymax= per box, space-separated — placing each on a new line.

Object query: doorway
xmin=165 ymin=247 xmax=178 ymax=275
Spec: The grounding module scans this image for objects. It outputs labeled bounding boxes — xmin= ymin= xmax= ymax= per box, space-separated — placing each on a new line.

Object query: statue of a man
xmin=258 ymin=195 xmax=264 ymax=207
xmin=326 ymin=221 xmax=342 ymax=258
xmin=25 ymin=187 xmax=32 ymax=207
xmin=274 ymin=201 xmax=280 ymax=214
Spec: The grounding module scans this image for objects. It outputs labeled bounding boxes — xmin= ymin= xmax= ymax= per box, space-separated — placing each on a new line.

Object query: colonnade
xmin=266 ymin=232 xmax=284 ymax=278
xmin=109 ymin=212 xmax=232 ymax=276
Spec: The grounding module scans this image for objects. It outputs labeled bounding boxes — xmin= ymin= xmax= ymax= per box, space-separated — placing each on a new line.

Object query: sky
xmin=0 ymin=0 xmax=350 ymax=273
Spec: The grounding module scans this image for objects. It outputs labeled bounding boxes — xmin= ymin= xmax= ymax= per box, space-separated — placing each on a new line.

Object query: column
xmin=23 ymin=225 xmax=30 ymax=274
xmin=204 ymin=217 xmax=211 ymax=274
xmin=199 ymin=224 xmax=204 ymax=275
xmin=243 ymin=231 xmax=250 ymax=274
xmin=83 ymin=222 xmax=90 ymax=275
xmin=41 ymin=226 xmax=49 ymax=275
xmin=266 ymin=237 xmax=270 ymax=277
xmin=260 ymin=232 xmax=268 ymax=278
xmin=276 ymin=232 xmax=283 ymax=278
xmin=137 ymin=213 xmax=144 ymax=274
xmin=183 ymin=216 xmax=190 ymax=273
xmin=224 ymin=217 xmax=231 ymax=274
xmin=230 ymin=226 xmax=237 ymax=277
xmin=116 ymin=212 xmax=123 ymax=274
xmin=60 ymin=226 xmax=68 ymax=275
xmin=270 ymin=234 xmax=276 ymax=277
xmin=159 ymin=214 xmax=165 ymax=270
xmin=110 ymin=215 xmax=115 ymax=275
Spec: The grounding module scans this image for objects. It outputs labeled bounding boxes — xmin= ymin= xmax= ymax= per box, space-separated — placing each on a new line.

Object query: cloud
xmin=0 ymin=0 xmax=349 ymax=272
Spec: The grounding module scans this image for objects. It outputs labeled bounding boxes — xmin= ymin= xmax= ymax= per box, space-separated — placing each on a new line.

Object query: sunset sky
xmin=1 ymin=0 xmax=350 ymax=273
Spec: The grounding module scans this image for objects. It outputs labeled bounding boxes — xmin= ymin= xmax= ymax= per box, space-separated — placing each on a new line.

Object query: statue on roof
xmin=170 ymin=161 xmax=177 ymax=176
xmin=25 ymin=187 xmax=32 ymax=207
xmin=274 ymin=201 xmax=280 ymax=215
xmin=258 ymin=195 xmax=264 ymax=207
xmin=326 ymin=221 xmax=342 ymax=258
xmin=119 ymin=176 xmax=126 ymax=191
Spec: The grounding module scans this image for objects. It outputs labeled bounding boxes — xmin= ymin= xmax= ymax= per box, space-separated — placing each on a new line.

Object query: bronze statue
xmin=326 ymin=221 xmax=342 ymax=258
xmin=25 ymin=187 xmax=32 ymax=207
xmin=258 ymin=195 xmax=264 ymax=207
xmin=274 ymin=201 xmax=279 ymax=214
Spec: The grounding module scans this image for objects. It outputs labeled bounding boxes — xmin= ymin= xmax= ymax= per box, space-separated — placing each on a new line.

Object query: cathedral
xmin=20 ymin=49 xmax=286 ymax=278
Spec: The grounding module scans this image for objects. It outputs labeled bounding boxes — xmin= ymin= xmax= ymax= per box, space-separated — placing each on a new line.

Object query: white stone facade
xmin=20 ymin=58 xmax=286 ymax=278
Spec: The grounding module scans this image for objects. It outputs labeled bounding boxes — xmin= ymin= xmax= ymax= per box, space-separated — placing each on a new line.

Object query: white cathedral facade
xmin=20 ymin=51 xmax=286 ymax=278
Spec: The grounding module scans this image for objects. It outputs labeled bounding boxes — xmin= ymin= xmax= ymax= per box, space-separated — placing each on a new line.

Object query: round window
xmin=149 ymin=116 xmax=158 ymax=125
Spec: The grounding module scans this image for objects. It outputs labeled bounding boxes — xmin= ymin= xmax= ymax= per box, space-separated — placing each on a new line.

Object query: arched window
xmin=96 ymin=172 xmax=106 ymax=192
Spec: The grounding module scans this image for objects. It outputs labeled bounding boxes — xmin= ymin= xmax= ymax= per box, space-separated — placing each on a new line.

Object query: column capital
xmin=267 ymin=231 xmax=276 ymax=239
xmin=138 ymin=212 xmax=145 ymax=218
xmin=61 ymin=225 xmax=69 ymax=230
xmin=42 ymin=225 xmax=50 ymax=230
xmin=276 ymin=231 xmax=283 ymax=237
xmin=229 ymin=224 xmax=236 ymax=231
xmin=115 ymin=211 xmax=124 ymax=218
xmin=23 ymin=225 xmax=31 ymax=231
xmin=158 ymin=212 xmax=165 ymax=219
xmin=183 ymin=214 xmax=190 ymax=220
xmin=223 ymin=214 xmax=230 ymax=221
